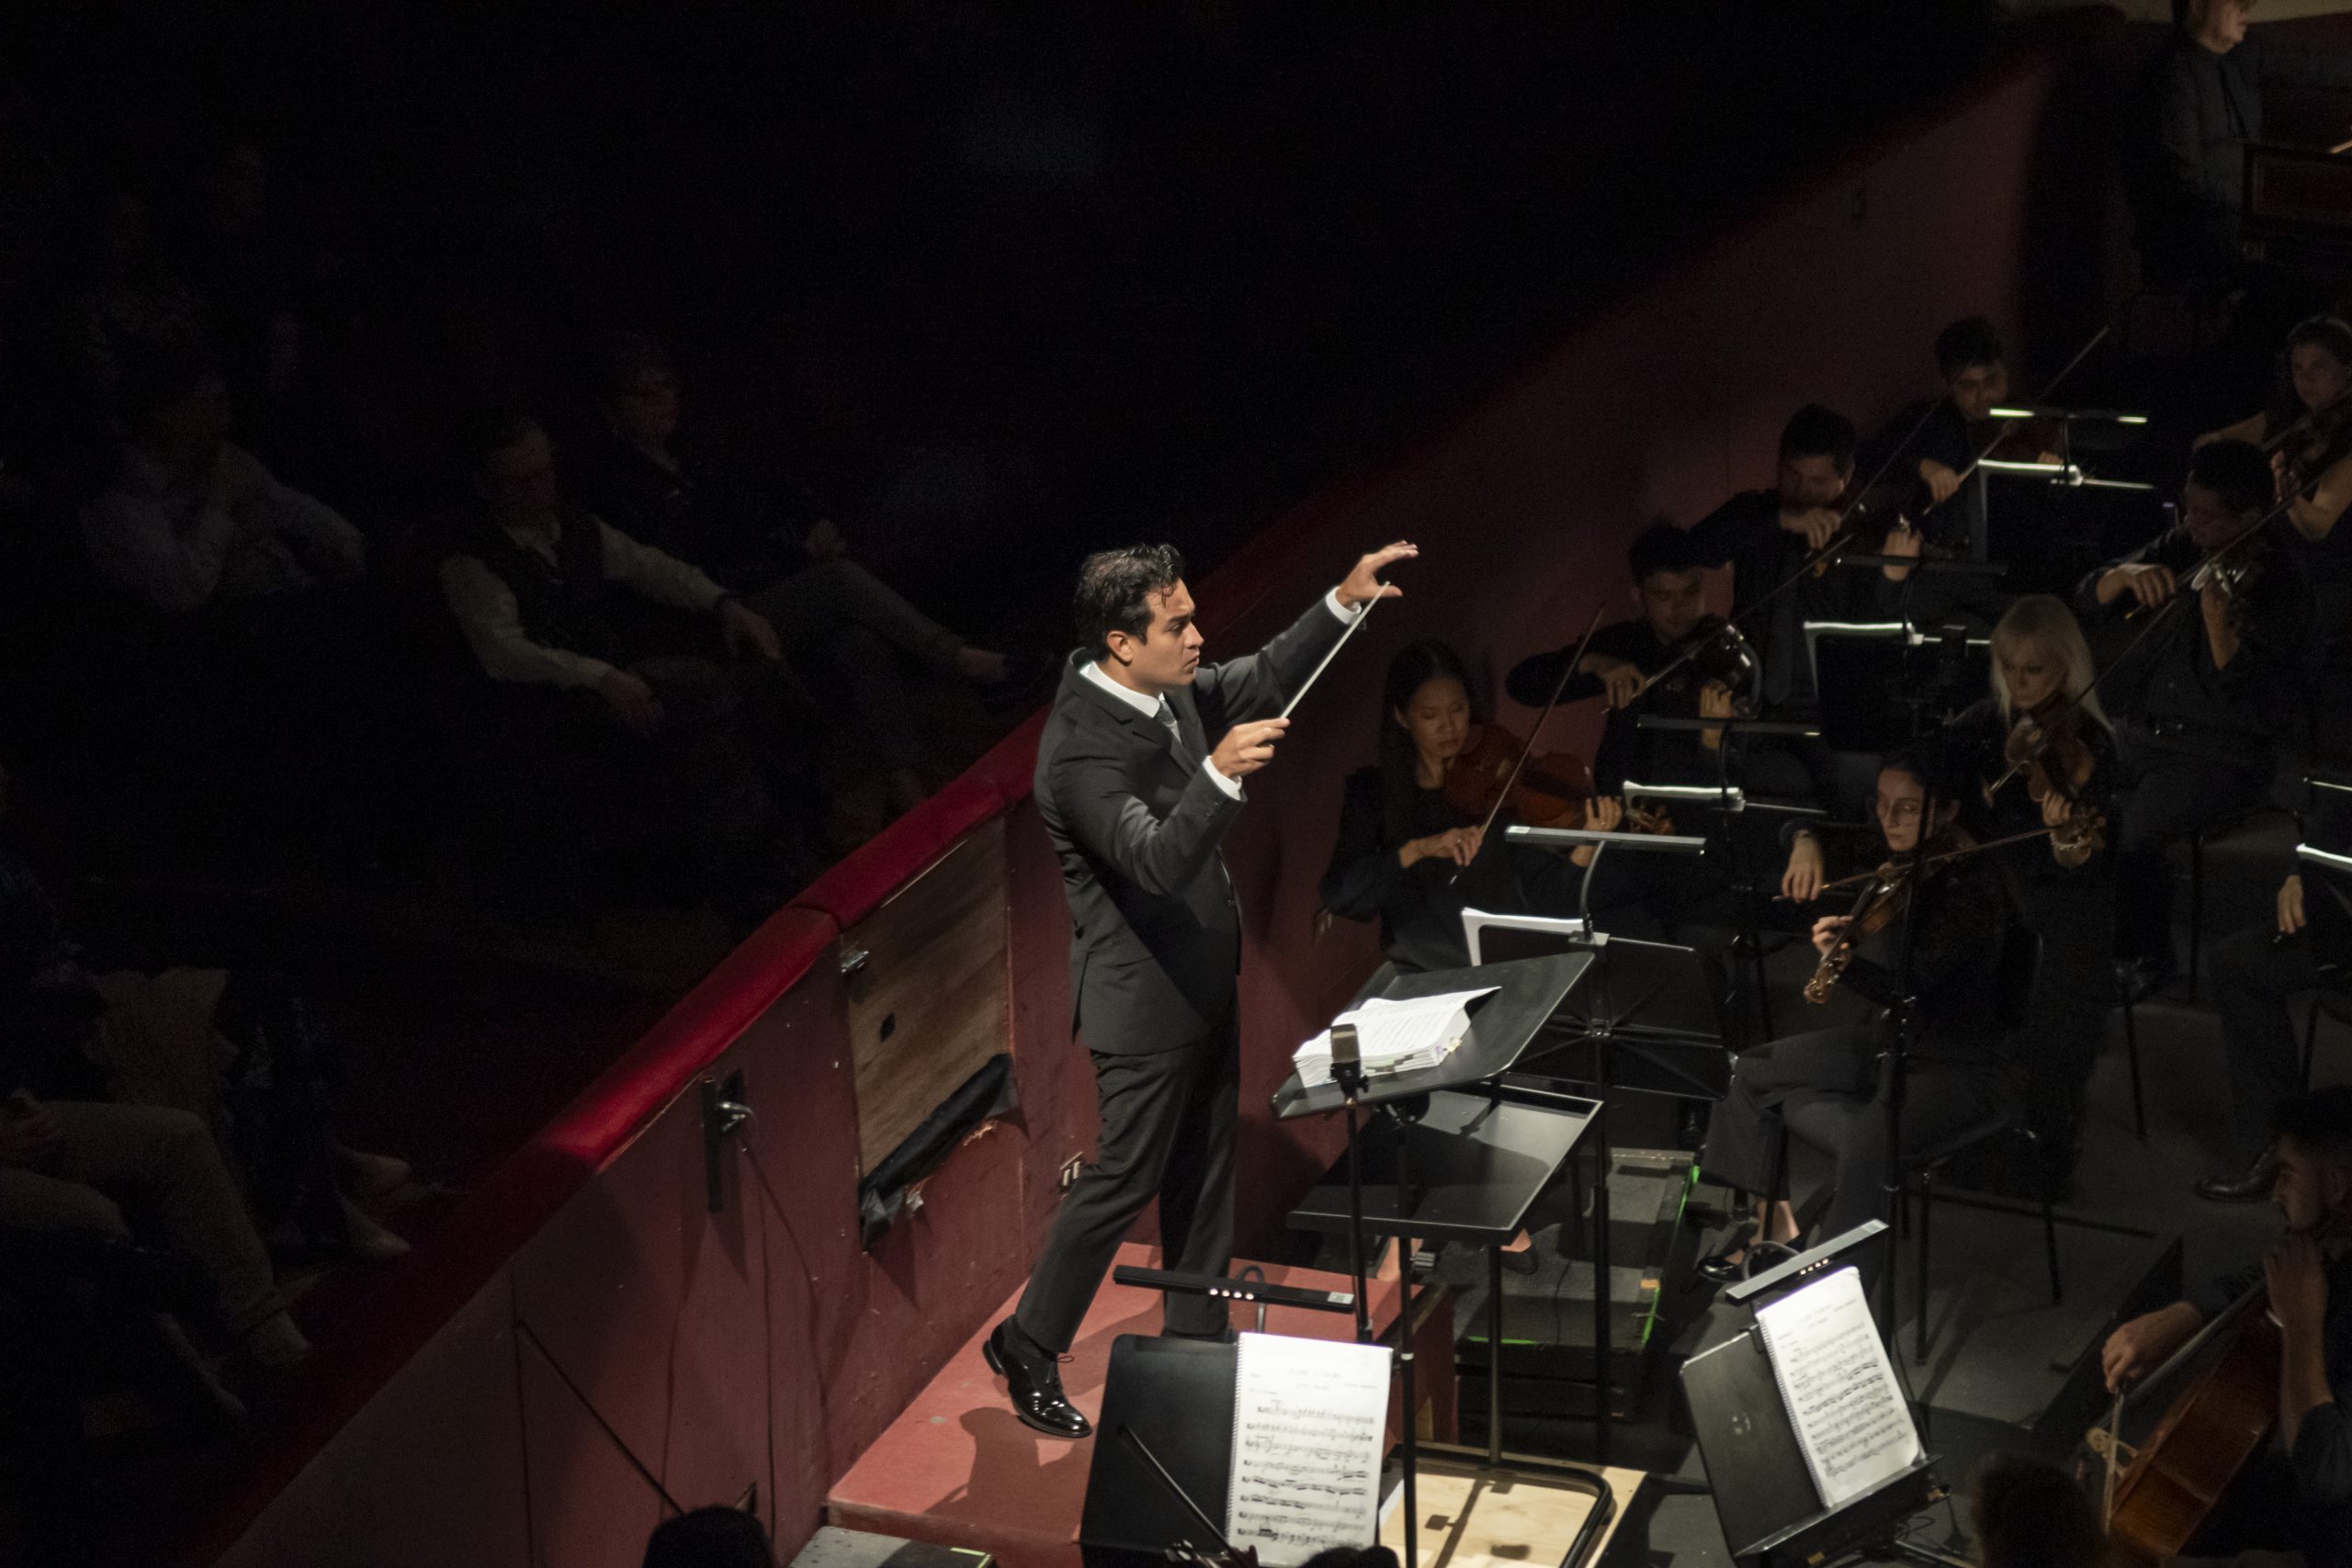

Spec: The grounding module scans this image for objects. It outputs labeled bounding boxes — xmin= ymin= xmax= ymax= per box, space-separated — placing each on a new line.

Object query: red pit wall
xmin=209 ymin=18 xmax=2118 ymax=1568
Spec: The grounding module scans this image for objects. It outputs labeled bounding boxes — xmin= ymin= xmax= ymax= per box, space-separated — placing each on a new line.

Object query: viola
xmin=1441 ymin=725 xmax=1672 ymax=835
xmin=1994 ymin=704 xmax=2108 ymax=863
xmin=1641 ymin=615 xmax=1758 ymax=714
xmin=1802 ymin=826 xmax=1971 ymax=1005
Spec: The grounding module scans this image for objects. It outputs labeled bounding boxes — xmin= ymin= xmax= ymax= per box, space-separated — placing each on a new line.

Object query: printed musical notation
xmin=1754 ymin=1267 xmax=1921 ymax=1509
xmin=1224 ymin=1333 xmax=1391 ymax=1568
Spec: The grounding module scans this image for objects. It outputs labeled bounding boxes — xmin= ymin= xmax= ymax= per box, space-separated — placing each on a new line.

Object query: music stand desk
xmin=1286 ymin=1084 xmax=1598 ymax=1247
xmin=1271 ymin=953 xmax=1591 ymax=1120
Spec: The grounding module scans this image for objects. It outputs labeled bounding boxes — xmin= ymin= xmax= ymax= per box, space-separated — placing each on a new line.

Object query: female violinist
xmin=1319 ymin=640 xmax=1622 ymax=976
xmin=1698 ymin=747 xmax=2018 ymax=1284
xmin=2198 ymin=314 xmax=2352 ymax=650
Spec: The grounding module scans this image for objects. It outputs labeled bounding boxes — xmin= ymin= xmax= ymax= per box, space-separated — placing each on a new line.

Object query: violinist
xmin=1702 ymin=404 xmax=1862 ymax=799
xmin=2078 ymin=438 xmax=2316 ymax=997
xmin=2100 ymin=1086 xmax=2352 ymax=1564
xmin=2199 ymin=315 xmax=2352 ymax=651
xmin=2203 ymin=721 xmax=2352 ymax=1203
xmin=1504 ymin=522 xmax=1748 ymax=794
xmin=1320 ymin=640 xmax=1615 ymax=976
xmin=1696 ymin=749 xmax=2017 ymax=1284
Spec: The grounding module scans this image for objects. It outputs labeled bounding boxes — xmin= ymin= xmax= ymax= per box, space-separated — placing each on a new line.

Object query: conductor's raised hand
xmin=1337 ymin=542 xmax=1418 ymax=609
xmin=1210 ymin=717 xmax=1289 ymax=780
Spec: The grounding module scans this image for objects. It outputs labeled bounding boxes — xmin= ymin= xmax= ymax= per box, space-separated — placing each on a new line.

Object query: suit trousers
xmin=2113 ymin=733 xmax=2270 ymax=964
xmin=2211 ymin=922 xmax=2335 ymax=1163
xmin=1700 ymin=1026 xmax=2007 ymax=1246
xmin=1014 ymin=1017 xmax=1240 ymax=1352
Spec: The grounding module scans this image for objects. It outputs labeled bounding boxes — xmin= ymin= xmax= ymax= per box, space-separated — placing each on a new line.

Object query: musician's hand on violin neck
xmin=2101 ymin=1303 xmax=2202 ymax=1393
xmin=2098 ymin=561 xmax=2177 ymax=610
xmin=1918 ymin=458 xmax=1962 ymax=505
xmin=1810 ymin=914 xmax=1852 ymax=954
xmin=1777 ymin=502 xmax=1840 ymax=550
xmin=1336 ymin=541 xmax=1417 ymax=608
xmin=1211 ymin=717 xmax=1288 ymax=779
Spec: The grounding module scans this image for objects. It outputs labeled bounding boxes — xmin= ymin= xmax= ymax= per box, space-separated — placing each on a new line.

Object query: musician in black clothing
xmin=2202 ymin=721 xmax=2352 ymax=1202
xmin=1321 ymin=641 xmax=1605 ymax=976
xmin=2102 ymin=1085 xmax=2352 ymax=1567
xmin=1697 ymin=749 xmax=2018 ymax=1283
xmin=2078 ymin=438 xmax=2316 ymax=995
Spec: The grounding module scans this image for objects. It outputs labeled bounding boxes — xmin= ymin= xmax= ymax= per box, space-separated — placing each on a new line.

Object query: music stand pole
xmin=1876 ymin=785 xmax=1937 ymax=1344
xmin=1329 ymin=1036 xmax=1414 ymax=1568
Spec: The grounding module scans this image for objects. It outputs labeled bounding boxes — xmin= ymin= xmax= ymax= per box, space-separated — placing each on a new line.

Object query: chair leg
xmin=2121 ymin=1001 xmax=2147 ymax=1141
xmin=2188 ymin=836 xmax=2204 ymax=1000
xmin=2305 ymin=993 xmax=2324 ymax=1090
xmin=1915 ymin=1178 xmax=1932 ymax=1364
xmin=2041 ymin=1198 xmax=2062 ymax=1306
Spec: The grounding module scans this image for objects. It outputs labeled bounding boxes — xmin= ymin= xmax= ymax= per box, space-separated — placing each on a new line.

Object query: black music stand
xmin=1272 ymin=953 xmax=1599 ymax=1568
xmin=1680 ymin=1226 xmax=1959 ymax=1568
xmin=1803 ymin=622 xmax=1989 ymax=753
xmin=1080 ymin=1336 xmax=1243 ymax=1568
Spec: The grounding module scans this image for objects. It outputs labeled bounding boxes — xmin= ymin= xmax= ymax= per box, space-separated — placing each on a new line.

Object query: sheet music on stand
xmin=1752 ymin=1268 xmax=1922 ymax=1509
xmin=1225 ymin=1333 xmax=1391 ymax=1567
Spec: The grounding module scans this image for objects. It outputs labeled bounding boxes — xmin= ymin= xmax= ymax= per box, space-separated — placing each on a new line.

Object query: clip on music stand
xmin=1680 ymin=1224 xmax=1960 ymax=1568
xmin=1272 ymin=952 xmax=1606 ymax=1568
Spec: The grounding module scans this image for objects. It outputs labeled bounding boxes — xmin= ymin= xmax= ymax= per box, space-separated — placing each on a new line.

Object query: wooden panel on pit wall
xmin=843 ymin=818 xmax=1011 ymax=1174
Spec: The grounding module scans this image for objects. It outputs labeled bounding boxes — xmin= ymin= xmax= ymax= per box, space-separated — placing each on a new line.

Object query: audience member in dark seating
xmin=2132 ymin=0 xmax=2352 ymax=297
xmin=571 ymin=330 xmax=1017 ymax=815
xmin=1965 ymin=1453 xmax=2104 ymax=1568
xmin=0 ymin=760 xmax=409 ymax=1258
xmin=2077 ymin=437 xmax=2314 ymax=997
xmin=438 ymin=411 xmax=821 ymax=920
xmin=641 ymin=1506 xmax=775 ymax=1568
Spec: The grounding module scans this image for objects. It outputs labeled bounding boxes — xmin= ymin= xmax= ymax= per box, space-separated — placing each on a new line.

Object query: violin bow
xmin=1450 ymin=603 xmax=1607 ymax=885
xmin=1796 ymin=824 xmax=2061 ymax=898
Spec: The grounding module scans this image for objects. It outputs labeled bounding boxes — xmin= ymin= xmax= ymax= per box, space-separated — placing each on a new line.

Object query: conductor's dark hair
xmin=641 ymin=1506 xmax=775 ymax=1568
xmin=2276 ymin=1086 xmax=2352 ymax=1161
xmin=1779 ymin=403 xmax=1858 ymax=474
xmin=1967 ymin=1453 xmax=2103 ymax=1568
xmin=1626 ymin=520 xmax=1705 ymax=583
xmin=2186 ymin=437 xmax=2275 ymax=515
xmin=1934 ymin=316 xmax=2005 ymax=379
xmin=1379 ymin=639 xmax=1486 ymax=842
xmin=1075 ymin=543 xmax=1188 ymax=660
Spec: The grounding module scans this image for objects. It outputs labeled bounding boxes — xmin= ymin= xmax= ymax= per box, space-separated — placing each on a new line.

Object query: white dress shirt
xmin=81 ymin=442 xmax=366 ymax=614
xmin=437 ymin=513 xmax=729 ymax=689
xmin=1080 ymin=589 xmax=1358 ymax=799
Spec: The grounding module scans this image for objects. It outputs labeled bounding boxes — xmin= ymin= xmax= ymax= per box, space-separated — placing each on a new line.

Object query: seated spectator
xmin=1966 ymin=1453 xmax=2103 ymax=1568
xmin=438 ymin=410 xmax=822 ymax=922
xmin=0 ymin=1092 xmax=308 ymax=1370
xmin=74 ymin=342 xmax=379 ymax=854
xmin=642 ymin=1506 xmax=775 ymax=1568
xmin=0 ymin=758 xmax=409 ymax=1259
xmin=570 ymin=330 xmax=1017 ymax=816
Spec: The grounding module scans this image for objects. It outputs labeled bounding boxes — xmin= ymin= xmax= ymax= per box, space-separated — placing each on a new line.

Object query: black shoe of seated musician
xmin=1742 ymin=1241 xmax=1797 ymax=1280
xmin=1696 ymin=1224 xmax=1758 ymax=1286
xmin=983 ymin=1319 xmax=1091 ymax=1439
xmin=2195 ymin=1149 xmax=2278 ymax=1204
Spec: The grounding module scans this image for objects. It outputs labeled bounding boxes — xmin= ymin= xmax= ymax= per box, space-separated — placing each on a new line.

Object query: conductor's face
xmin=1105 ymin=581 xmax=1204 ymax=694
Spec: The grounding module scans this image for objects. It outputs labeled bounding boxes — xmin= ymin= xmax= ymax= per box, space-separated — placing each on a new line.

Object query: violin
xmin=1802 ymin=826 xmax=1971 ymax=1005
xmin=1640 ymin=615 xmax=1758 ymax=713
xmin=1809 ymin=477 xmax=1919 ymax=575
xmin=1441 ymin=725 xmax=1673 ymax=835
xmin=2268 ymin=390 xmax=2352 ymax=504
xmin=1991 ymin=704 xmax=2108 ymax=864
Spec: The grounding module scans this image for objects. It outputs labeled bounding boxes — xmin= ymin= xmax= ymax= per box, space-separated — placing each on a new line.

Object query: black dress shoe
xmin=1499 ymin=1245 xmax=1541 ymax=1278
xmin=2196 ymin=1150 xmax=2278 ymax=1204
xmin=1696 ymin=1224 xmax=1758 ymax=1285
xmin=1742 ymin=1241 xmax=1796 ymax=1280
xmin=982 ymin=1320 xmax=1091 ymax=1438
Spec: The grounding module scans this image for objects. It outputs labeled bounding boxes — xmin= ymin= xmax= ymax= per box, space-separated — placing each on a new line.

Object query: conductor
xmin=984 ymin=539 xmax=1415 ymax=1438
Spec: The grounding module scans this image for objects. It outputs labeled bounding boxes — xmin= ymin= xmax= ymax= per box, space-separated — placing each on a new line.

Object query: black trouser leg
xmin=2112 ymin=736 xmax=2267 ymax=964
xmin=2211 ymin=922 xmax=2320 ymax=1164
xmin=1153 ymin=1018 xmax=1239 ymax=1337
xmin=1014 ymin=1021 xmax=1237 ymax=1353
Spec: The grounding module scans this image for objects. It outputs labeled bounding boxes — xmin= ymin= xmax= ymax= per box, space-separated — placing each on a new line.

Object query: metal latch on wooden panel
xmin=701 ymin=1069 xmax=753 ymax=1213
xmin=839 ymin=943 xmax=871 ymax=977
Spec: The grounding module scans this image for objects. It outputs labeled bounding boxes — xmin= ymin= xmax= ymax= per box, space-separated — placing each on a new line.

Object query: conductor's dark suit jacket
xmin=1035 ymin=598 xmax=1349 ymax=1055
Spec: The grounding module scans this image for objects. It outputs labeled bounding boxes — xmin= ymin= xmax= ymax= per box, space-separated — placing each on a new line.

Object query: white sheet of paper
xmin=1754 ymin=1267 xmax=1921 ymax=1509
xmin=1224 ymin=1332 xmax=1391 ymax=1567
xmin=1293 ymin=987 xmax=1497 ymax=1084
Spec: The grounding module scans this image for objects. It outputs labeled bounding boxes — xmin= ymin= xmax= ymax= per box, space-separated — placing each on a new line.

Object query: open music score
xmin=1753 ymin=1267 xmax=1921 ymax=1509
xmin=1226 ymin=1332 xmax=1390 ymax=1566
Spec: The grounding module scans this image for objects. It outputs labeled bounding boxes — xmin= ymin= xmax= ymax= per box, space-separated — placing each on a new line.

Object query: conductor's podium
xmin=826 ymin=1243 xmax=1450 ymax=1568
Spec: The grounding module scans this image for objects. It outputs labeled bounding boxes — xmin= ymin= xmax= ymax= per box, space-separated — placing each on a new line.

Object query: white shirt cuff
xmin=1324 ymin=587 xmax=1361 ymax=623
xmin=1201 ymin=759 xmax=1244 ymax=800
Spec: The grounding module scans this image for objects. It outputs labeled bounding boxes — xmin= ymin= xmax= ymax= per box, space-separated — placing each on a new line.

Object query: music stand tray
xmin=1080 ymin=1336 xmax=1238 ymax=1568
